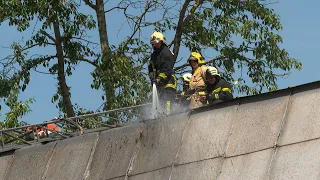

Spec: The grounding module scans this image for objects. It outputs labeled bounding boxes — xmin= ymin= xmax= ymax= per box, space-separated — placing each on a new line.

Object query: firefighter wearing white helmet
xmin=187 ymin=52 xmax=208 ymax=109
xmin=150 ymin=31 xmax=166 ymax=45
xmin=176 ymin=72 xmax=192 ymax=108
xmin=148 ymin=31 xmax=177 ymax=115
xmin=204 ymin=66 xmax=233 ymax=104
xmin=182 ymin=73 xmax=192 ymax=86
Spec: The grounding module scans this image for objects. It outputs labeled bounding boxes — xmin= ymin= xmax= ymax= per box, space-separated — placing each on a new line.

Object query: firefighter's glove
xmin=198 ymin=91 xmax=207 ymax=103
xmin=208 ymin=93 xmax=219 ymax=101
xmin=156 ymin=77 xmax=166 ymax=86
xmin=197 ymin=91 xmax=206 ymax=96
xmin=156 ymin=78 xmax=161 ymax=85
xmin=152 ymin=78 xmax=160 ymax=86
xmin=199 ymin=96 xmax=207 ymax=103
xmin=148 ymin=72 xmax=154 ymax=80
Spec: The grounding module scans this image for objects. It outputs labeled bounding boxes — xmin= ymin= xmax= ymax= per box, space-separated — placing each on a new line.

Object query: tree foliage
xmin=0 ymin=64 xmax=34 ymax=129
xmin=0 ymin=0 xmax=97 ymax=117
xmin=0 ymin=0 xmax=302 ymax=127
xmin=0 ymin=82 xmax=34 ymax=129
xmin=1 ymin=88 xmax=34 ymax=128
xmin=84 ymin=0 xmax=156 ymax=111
xmin=157 ymin=0 xmax=302 ymax=94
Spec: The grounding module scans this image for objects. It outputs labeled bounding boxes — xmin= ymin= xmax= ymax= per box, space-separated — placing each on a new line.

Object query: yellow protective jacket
xmin=189 ymin=65 xmax=208 ymax=91
xmin=188 ymin=65 xmax=208 ymax=109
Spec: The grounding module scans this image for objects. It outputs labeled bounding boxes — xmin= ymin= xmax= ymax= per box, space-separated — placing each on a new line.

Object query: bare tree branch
xmin=70 ymin=36 xmax=99 ymax=45
xmin=30 ymin=55 xmax=57 ymax=62
xmin=105 ymin=6 xmax=127 ymax=13
xmin=170 ymin=0 xmax=191 ymax=56
xmin=4 ymin=43 xmax=55 ymax=66
xmin=83 ymin=0 xmax=96 ymax=10
xmin=33 ymin=69 xmax=57 ymax=75
xmin=77 ymin=57 xmax=98 ymax=67
xmin=171 ymin=0 xmax=204 ymax=63
xmin=117 ymin=1 xmax=152 ymax=54
xmin=22 ymin=43 xmax=55 ymax=51
xmin=40 ymin=30 xmax=56 ymax=43
xmin=64 ymin=56 xmax=98 ymax=67
xmin=273 ymin=72 xmax=290 ymax=77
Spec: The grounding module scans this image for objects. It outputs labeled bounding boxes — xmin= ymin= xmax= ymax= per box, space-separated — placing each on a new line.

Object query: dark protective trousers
xmin=158 ymin=87 xmax=176 ymax=115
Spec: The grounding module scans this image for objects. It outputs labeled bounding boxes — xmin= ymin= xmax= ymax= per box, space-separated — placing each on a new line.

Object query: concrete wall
xmin=1 ymin=81 xmax=320 ymax=180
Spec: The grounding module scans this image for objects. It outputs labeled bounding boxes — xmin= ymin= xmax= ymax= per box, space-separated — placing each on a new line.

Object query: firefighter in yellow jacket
xmin=148 ymin=31 xmax=177 ymax=115
xmin=187 ymin=52 xmax=208 ymax=109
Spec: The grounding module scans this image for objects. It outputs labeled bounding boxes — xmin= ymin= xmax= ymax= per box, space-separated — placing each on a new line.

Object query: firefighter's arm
xmin=208 ymin=87 xmax=233 ymax=101
xmin=158 ymin=53 xmax=174 ymax=81
xmin=148 ymin=62 xmax=153 ymax=73
xmin=148 ymin=62 xmax=154 ymax=79
xmin=197 ymin=91 xmax=207 ymax=103
xmin=178 ymin=91 xmax=190 ymax=102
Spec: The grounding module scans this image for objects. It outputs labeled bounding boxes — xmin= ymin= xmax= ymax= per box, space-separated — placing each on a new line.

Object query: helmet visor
xmin=188 ymin=56 xmax=198 ymax=61
xmin=151 ymin=40 xmax=160 ymax=45
xmin=150 ymin=36 xmax=161 ymax=45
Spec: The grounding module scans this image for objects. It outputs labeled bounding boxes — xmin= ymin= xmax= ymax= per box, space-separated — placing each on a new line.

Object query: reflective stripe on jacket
xmin=206 ymin=78 xmax=233 ymax=102
xmin=148 ymin=44 xmax=176 ymax=89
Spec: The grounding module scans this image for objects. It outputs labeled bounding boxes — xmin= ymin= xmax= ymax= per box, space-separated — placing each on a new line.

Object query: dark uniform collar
xmin=153 ymin=43 xmax=165 ymax=53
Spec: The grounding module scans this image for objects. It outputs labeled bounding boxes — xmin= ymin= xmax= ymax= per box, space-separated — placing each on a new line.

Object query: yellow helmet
xmin=188 ymin=52 xmax=205 ymax=64
xmin=150 ymin=31 xmax=166 ymax=44
xmin=181 ymin=73 xmax=192 ymax=82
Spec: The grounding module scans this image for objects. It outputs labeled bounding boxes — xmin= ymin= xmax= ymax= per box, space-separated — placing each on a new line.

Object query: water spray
xmin=151 ymin=69 xmax=161 ymax=119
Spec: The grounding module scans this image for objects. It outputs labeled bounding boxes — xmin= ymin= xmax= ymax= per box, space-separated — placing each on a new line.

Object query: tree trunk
xmin=53 ymin=18 xmax=75 ymax=117
xmin=172 ymin=0 xmax=191 ymax=63
xmin=172 ymin=0 xmax=203 ymax=65
xmin=96 ymin=0 xmax=109 ymax=56
xmin=95 ymin=0 xmax=114 ymax=111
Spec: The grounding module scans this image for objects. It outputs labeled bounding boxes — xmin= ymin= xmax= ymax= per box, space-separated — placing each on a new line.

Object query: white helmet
xmin=181 ymin=73 xmax=192 ymax=82
xmin=206 ymin=66 xmax=220 ymax=77
xmin=150 ymin=31 xmax=166 ymax=44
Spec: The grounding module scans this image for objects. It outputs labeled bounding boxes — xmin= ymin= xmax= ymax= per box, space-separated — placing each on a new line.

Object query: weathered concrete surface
xmin=3 ymin=81 xmax=320 ymax=180
xmin=226 ymin=91 xmax=290 ymax=157
xmin=219 ymin=148 xmax=273 ymax=180
xmin=0 ymin=152 xmax=13 ymax=180
xmin=170 ymin=158 xmax=223 ymax=180
xmin=269 ymin=139 xmax=320 ymax=180
xmin=129 ymin=113 xmax=189 ymax=175
xmin=108 ymin=177 xmax=126 ymax=180
xmin=177 ymin=101 xmax=238 ymax=164
xmin=129 ymin=166 xmax=171 ymax=180
xmin=87 ymin=124 xmax=143 ymax=180
xmin=44 ymin=132 xmax=99 ymax=180
xmin=4 ymin=142 xmax=56 ymax=180
xmin=279 ymin=85 xmax=320 ymax=146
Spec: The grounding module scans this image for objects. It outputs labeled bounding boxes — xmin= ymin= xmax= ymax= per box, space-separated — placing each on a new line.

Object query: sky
xmin=0 ymin=0 xmax=319 ymax=124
